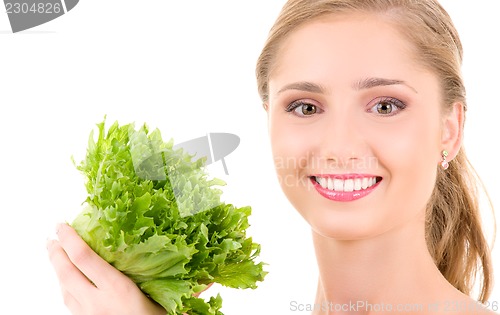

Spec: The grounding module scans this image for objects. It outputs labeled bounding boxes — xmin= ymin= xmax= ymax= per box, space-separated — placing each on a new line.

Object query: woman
xmin=47 ymin=0 xmax=496 ymax=314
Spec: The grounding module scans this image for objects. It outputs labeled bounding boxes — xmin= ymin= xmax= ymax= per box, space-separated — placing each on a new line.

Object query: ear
xmin=263 ymin=103 xmax=271 ymax=135
xmin=441 ymin=102 xmax=464 ymax=161
xmin=263 ymin=103 xmax=269 ymax=112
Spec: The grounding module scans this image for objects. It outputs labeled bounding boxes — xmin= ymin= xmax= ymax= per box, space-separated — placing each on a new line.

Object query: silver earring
xmin=441 ymin=150 xmax=449 ymax=170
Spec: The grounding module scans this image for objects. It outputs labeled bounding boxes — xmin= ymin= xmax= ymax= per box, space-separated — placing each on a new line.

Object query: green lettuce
xmin=71 ymin=120 xmax=266 ymax=314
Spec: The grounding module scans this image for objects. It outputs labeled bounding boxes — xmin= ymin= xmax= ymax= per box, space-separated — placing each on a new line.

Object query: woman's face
xmin=267 ymin=14 xmax=446 ymax=240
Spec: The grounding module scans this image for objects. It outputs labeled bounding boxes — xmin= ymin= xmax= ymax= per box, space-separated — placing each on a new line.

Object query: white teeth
xmin=334 ymin=179 xmax=343 ymax=191
xmin=344 ymin=179 xmax=354 ymax=192
xmin=315 ymin=176 xmax=379 ymax=192
xmin=362 ymin=177 xmax=368 ymax=189
xmin=327 ymin=178 xmax=334 ymax=190
xmin=317 ymin=177 xmax=327 ymax=188
xmin=354 ymin=178 xmax=362 ymax=191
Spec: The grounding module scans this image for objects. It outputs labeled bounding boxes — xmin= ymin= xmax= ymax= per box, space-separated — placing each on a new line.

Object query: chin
xmin=306 ymin=209 xmax=388 ymax=241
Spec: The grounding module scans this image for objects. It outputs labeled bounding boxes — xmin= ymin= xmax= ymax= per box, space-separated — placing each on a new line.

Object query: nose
xmin=317 ymin=104 xmax=366 ymax=168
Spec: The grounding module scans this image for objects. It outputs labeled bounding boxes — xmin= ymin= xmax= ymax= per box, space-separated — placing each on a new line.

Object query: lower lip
xmin=310 ymin=177 xmax=381 ymax=202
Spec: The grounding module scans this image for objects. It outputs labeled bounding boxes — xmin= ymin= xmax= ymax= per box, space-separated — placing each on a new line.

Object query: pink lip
xmin=310 ymin=174 xmax=382 ymax=202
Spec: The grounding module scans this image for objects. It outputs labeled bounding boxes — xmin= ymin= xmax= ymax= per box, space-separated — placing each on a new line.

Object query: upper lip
xmin=310 ymin=173 xmax=382 ymax=180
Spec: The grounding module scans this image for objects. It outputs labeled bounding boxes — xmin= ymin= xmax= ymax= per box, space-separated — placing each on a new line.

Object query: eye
xmin=285 ymin=100 xmax=322 ymax=117
xmin=368 ymin=97 xmax=407 ymax=116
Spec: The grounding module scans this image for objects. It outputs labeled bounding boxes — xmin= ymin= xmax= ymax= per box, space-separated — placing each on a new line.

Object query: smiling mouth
xmin=311 ymin=175 xmax=383 ymax=192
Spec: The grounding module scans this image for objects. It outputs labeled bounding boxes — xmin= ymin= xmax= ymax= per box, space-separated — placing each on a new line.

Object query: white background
xmin=0 ymin=1 xmax=498 ymax=314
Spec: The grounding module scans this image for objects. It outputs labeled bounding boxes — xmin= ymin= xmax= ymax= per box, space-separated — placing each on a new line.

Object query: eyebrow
xmin=353 ymin=77 xmax=418 ymax=93
xmin=276 ymin=77 xmax=418 ymax=97
xmin=277 ymin=81 xmax=327 ymax=96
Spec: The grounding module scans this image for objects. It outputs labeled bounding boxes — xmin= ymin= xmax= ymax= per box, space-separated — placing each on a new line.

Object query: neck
xmin=311 ymin=217 xmax=456 ymax=314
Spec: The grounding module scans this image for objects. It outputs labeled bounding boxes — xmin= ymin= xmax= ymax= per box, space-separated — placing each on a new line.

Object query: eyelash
xmin=285 ymin=100 xmax=322 ymax=117
xmin=284 ymin=97 xmax=407 ymax=117
xmin=368 ymin=97 xmax=407 ymax=116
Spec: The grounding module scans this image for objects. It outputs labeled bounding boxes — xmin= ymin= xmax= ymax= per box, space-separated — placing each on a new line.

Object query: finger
xmin=56 ymin=223 xmax=126 ymax=290
xmin=193 ymin=283 xmax=213 ymax=298
xmin=60 ymin=286 xmax=83 ymax=315
xmin=47 ymin=239 xmax=95 ymax=304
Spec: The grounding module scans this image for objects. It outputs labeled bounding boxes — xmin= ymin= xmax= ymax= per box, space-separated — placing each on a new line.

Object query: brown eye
xmin=300 ymin=104 xmax=317 ymax=115
xmin=285 ymin=101 xmax=322 ymax=117
xmin=376 ymin=101 xmax=393 ymax=114
xmin=369 ymin=97 xmax=407 ymax=116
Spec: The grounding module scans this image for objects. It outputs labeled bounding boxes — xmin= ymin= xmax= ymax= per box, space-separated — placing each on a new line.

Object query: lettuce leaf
xmin=71 ymin=120 xmax=266 ymax=314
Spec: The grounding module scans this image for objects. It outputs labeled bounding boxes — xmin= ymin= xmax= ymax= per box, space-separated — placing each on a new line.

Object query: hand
xmin=47 ymin=223 xmax=166 ymax=315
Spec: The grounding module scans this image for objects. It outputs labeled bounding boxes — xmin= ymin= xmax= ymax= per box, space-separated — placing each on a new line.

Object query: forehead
xmin=270 ymin=13 xmax=424 ymax=91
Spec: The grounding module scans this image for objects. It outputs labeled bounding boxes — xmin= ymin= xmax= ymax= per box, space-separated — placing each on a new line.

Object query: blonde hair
xmin=256 ymin=0 xmax=494 ymax=302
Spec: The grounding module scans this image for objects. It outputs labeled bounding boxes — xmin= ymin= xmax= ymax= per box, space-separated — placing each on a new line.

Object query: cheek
xmin=269 ymin=119 xmax=305 ymax=187
xmin=268 ymin=112 xmax=322 ymax=197
xmin=372 ymin=116 xmax=440 ymax=210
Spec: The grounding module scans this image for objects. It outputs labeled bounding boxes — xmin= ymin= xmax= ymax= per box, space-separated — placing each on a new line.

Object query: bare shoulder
xmin=437 ymin=291 xmax=499 ymax=315
xmin=457 ymin=296 xmax=498 ymax=315
xmin=469 ymin=303 xmax=499 ymax=315
xmin=466 ymin=297 xmax=499 ymax=314
xmin=465 ymin=306 xmax=499 ymax=315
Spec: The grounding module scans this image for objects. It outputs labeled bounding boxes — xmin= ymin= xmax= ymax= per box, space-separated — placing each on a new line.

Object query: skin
xmin=266 ymin=13 xmax=495 ymax=315
xmin=47 ymin=224 xmax=212 ymax=315
xmin=47 ymin=223 xmax=166 ymax=315
xmin=47 ymin=11 xmax=495 ymax=315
